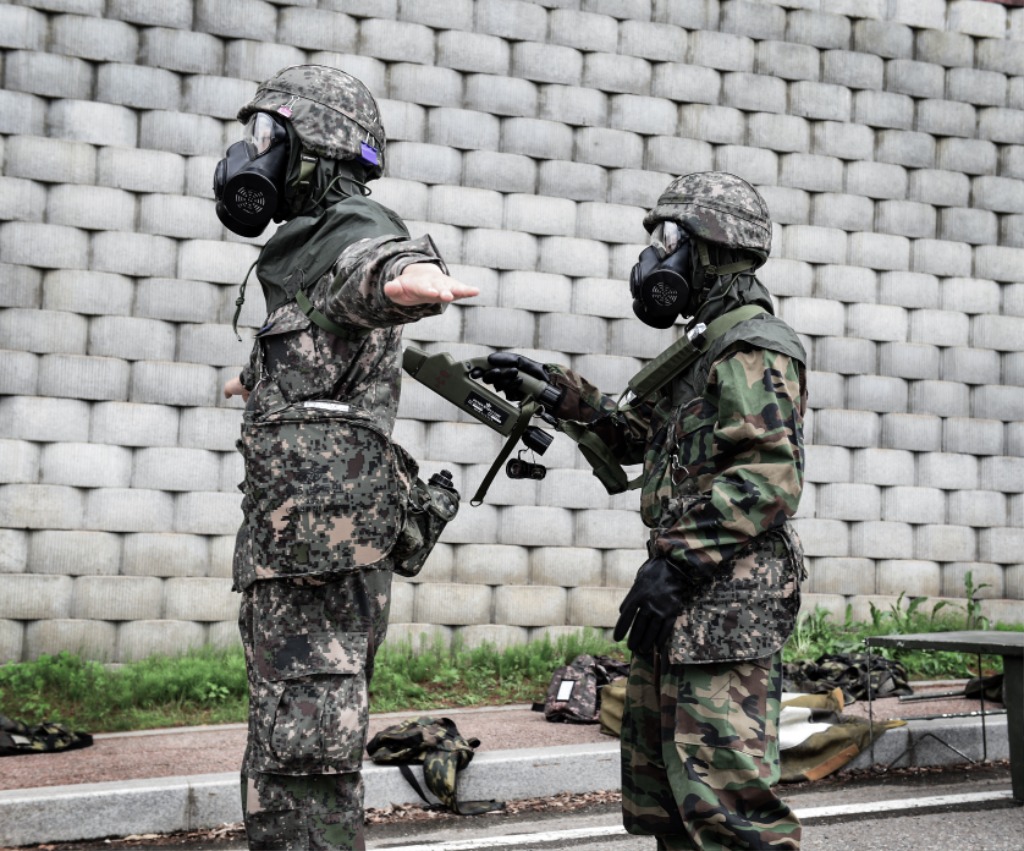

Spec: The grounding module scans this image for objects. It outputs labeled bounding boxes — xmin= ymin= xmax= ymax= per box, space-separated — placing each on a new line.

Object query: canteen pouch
xmin=391 ymin=444 xmax=460 ymax=578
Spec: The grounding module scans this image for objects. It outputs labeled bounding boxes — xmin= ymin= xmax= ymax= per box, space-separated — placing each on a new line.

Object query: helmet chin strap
xmin=687 ymin=238 xmax=759 ymax=322
xmin=285 ymin=147 xmax=374 ymax=216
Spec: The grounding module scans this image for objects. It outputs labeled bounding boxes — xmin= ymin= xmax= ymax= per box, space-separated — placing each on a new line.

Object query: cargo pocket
xmin=253 ymin=629 xmax=369 ymax=775
xmin=674 ymin=658 xmax=771 ymax=759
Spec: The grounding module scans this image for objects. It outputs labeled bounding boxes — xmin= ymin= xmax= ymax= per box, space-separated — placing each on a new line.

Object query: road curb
xmin=847 ymin=713 xmax=1009 ymax=771
xmin=0 ymin=717 xmax=1009 ymax=847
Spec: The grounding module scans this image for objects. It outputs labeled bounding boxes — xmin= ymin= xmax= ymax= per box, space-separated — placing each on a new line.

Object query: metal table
xmin=865 ymin=630 xmax=1023 ymax=800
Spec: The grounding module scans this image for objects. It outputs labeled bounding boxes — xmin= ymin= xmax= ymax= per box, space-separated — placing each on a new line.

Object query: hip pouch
xmin=391 ymin=444 xmax=460 ymax=578
xmin=238 ymin=403 xmax=404 ymax=578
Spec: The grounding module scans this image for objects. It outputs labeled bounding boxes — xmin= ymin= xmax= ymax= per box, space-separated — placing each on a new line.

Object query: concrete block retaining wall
xmin=1 ymin=0 xmax=1023 ymax=662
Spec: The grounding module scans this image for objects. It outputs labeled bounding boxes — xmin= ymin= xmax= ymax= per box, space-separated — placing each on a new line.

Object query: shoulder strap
xmin=626 ymin=304 xmax=766 ymax=406
xmin=560 ymin=305 xmax=767 ymax=495
xmin=294 ymin=290 xmax=371 ymax=340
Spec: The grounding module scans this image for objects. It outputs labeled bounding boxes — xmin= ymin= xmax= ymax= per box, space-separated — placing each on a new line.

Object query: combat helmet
xmin=643 ymin=172 xmax=772 ymax=269
xmin=237 ymin=64 xmax=386 ymax=179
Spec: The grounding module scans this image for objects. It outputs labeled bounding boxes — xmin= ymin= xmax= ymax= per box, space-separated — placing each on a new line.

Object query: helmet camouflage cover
xmin=643 ymin=171 xmax=772 ymax=267
xmin=238 ymin=64 xmax=386 ymax=178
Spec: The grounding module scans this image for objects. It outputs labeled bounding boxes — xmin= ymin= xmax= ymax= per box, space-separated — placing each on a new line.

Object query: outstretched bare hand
xmin=384 ymin=263 xmax=479 ymax=306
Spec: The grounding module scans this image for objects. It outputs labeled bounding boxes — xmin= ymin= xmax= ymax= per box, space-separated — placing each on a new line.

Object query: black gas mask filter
xmin=213 ymin=112 xmax=290 ymax=237
xmin=629 ymin=221 xmax=696 ymax=329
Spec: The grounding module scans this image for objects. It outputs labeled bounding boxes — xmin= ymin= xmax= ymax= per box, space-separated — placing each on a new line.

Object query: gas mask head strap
xmin=695 ymin=239 xmax=757 ymax=282
xmin=280 ymin=120 xmax=319 ymax=212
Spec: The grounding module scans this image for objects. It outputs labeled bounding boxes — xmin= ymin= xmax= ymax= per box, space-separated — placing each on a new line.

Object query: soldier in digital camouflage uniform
xmin=217 ymin=65 xmax=478 ymax=851
xmin=481 ymin=173 xmax=806 ymax=849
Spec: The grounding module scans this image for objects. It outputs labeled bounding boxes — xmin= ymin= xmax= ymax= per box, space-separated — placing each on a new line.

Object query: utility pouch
xmin=238 ymin=402 xmax=403 ymax=578
xmin=391 ymin=444 xmax=460 ymax=578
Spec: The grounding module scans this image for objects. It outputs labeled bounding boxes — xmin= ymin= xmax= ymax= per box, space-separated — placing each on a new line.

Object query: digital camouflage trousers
xmin=621 ymin=651 xmax=800 ymax=850
xmin=238 ymin=568 xmax=392 ymax=851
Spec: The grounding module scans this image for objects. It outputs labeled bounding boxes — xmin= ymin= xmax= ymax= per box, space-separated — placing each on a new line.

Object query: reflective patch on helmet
xmin=360 ymin=142 xmax=379 ymax=167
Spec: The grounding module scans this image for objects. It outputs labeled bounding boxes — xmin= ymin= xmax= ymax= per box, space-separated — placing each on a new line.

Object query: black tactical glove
xmin=613 ymin=556 xmax=692 ymax=656
xmin=478 ymin=352 xmax=564 ymax=408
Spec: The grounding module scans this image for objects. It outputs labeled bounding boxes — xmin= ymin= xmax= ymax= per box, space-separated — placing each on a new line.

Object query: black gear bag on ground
xmin=783 ymin=652 xmax=912 ymax=702
xmin=0 ymin=715 xmax=93 ymax=757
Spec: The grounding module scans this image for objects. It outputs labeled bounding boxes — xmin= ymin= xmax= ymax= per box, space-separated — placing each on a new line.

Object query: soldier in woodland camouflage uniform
xmin=217 ymin=65 xmax=478 ymax=850
xmin=481 ymin=173 xmax=806 ymax=849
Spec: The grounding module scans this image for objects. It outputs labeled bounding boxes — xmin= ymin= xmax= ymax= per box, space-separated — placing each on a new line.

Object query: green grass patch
xmin=0 ymin=646 xmax=249 ymax=733
xmin=370 ymin=628 xmax=619 ymax=713
xmin=2 ymin=588 xmax=1020 ymax=734
xmin=0 ymin=629 xmax=621 ymax=733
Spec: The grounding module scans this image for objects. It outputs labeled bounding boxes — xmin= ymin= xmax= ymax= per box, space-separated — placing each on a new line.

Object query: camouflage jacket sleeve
xmin=239 ymin=345 xmax=259 ymax=391
xmin=316 ymin=233 xmax=448 ymax=329
xmin=653 ymin=347 xmax=806 ymax=580
xmin=546 ymin=365 xmax=651 ymax=467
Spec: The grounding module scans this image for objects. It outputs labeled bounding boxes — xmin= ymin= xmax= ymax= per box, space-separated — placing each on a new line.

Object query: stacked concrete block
xmin=4 ymin=1 xmax=1024 ymax=664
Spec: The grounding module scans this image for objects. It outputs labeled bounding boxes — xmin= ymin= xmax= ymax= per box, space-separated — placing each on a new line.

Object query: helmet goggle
xmin=243 ymin=112 xmax=287 ymax=160
xmin=649 ymin=220 xmax=687 ymax=260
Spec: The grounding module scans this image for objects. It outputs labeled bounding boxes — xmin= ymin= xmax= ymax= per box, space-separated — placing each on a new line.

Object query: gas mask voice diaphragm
xmin=629 ymin=220 xmax=695 ymax=329
xmin=213 ymin=112 xmax=290 ymax=237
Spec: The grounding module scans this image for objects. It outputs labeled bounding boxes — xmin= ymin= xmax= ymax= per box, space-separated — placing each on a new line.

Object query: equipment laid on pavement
xmin=783 ymin=652 xmax=913 ymax=702
xmin=534 ymin=654 xmax=630 ymax=725
xmin=0 ymin=715 xmax=93 ymax=757
xmin=366 ymin=716 xmax=504 ymax=815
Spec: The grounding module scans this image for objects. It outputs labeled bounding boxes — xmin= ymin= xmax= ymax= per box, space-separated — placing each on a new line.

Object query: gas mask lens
xmin=650 ymin=220 xmax=684 ymax=260
xmin=244 ymin=112 xmax=283 ymax=159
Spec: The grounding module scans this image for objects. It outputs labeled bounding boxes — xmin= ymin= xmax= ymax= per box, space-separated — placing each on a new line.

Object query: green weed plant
xmin=784 ymin=571 xmax=1020 ymax=681
xmin=370 ymin=628 xmax=618 ymax=713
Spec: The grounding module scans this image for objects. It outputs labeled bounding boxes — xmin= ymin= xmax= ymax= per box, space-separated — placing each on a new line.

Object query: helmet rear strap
xmin=695 ymin=238 xmax=757 ymax=280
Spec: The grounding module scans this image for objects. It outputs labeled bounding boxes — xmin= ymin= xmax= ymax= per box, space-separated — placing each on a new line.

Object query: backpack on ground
xmin=534 ymin=654 xmax=630 ymax=724
xmin=365 ymin=715 xmax=503 ymax=815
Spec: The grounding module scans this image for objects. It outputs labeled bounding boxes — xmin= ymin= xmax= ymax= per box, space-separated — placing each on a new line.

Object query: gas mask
xmin=213 ymin=112 xmax=290 ymax=237
xmin=629 ymin=220 xmax=696 ymax=329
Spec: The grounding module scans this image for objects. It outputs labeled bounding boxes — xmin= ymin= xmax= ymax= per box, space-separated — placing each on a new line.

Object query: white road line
xmin=372 ymin=824 xmax=626 ymax=851
xmin=371 ymin=790 xmax=1016 ymax=851
xmin=794 ymin=788 xmax=1016 ymax=820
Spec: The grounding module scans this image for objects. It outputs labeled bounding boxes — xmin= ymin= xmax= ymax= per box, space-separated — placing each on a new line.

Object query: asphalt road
xmin=372 ymin=760 xmax=1014 ymax=850
xmin=41 ymin=764 xmax=1022 ymax=851
xmin=364 ymin=783 xmax=1023 ymax=851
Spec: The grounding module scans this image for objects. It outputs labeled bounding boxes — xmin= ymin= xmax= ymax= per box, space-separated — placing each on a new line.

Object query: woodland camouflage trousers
xmin=621 ymin=651 xmax=800 ymax=850
xmin=238 ymin=569 xmax=392 ymax=851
